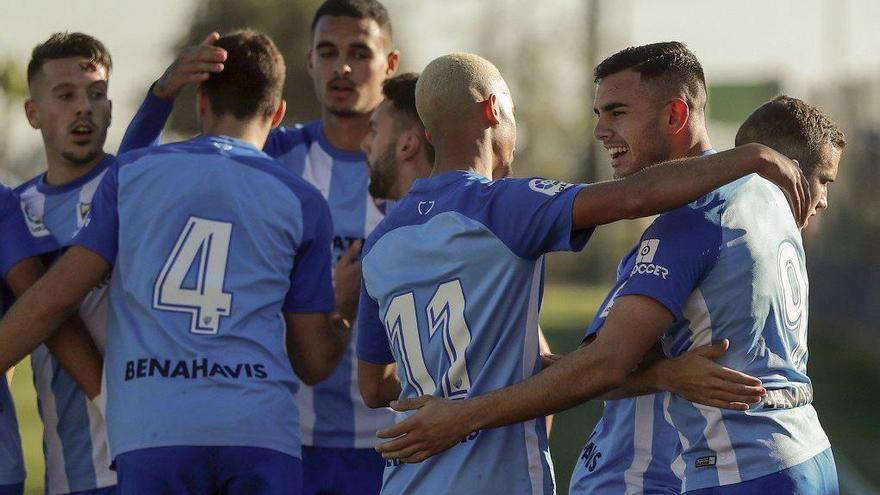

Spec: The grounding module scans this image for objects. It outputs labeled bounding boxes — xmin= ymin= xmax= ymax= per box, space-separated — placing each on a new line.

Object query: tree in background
xmin=166 ymin=0 xmax=323 ymax=136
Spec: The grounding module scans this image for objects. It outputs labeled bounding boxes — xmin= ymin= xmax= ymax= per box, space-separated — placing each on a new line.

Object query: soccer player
xmin=0 ymin=184 xmax=61 ymax=495
xmin=17 ymin=32 xmax=118 ymax=495
xmin=360 ymin=73 xmax=433 ymax=202
xmin=734 ymin=95 xmax=843 ymax=231
xmin=0 ymin=30 xmax=346 ymax=494
xmin=374 ymin=45 xmax=838 ymax=495
xmin=119 ymin=2 xmax=401 ymax=492
xmin=355 ymin=52 xmax=811 ymax=493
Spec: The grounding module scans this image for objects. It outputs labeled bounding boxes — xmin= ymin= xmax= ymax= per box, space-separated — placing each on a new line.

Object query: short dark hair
xmin=311 ymin=0 xmax=392 ymax=39
xmin=594 ymin=41 xmax=707 ymax=111
xmin=27 ymin=32 xmax=112 ymax=86
xmin=202 ymin=30 xmax=286 ymax=120
xmin=382 ymin=73 xmax=434 ymax=163
xmin=735 ymin=95 xmax=846 ymax=175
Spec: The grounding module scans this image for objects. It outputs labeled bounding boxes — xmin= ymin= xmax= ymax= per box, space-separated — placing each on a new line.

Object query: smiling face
xmin=592 ymin=69 xmax=673 ymax=178
xmin=308 ymin=15 xmax=397 ymax=118
xmin=26 ymin=57 xmax=111 ymax=168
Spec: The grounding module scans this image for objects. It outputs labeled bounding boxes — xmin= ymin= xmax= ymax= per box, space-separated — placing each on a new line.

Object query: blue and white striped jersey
xmin=72 ymin=134 xmax=335 ymax=460
xmin=16 ymin=157 xmax=116 ymax=495
xmin=570 ymin=150 xmax=721 ymax=495
xmin=266 ymin=122 xmax=394 ymax=449
xmin=570 ymin=247 xmax=683 ymax=495
xmin=0 ymin=184 xmax=57 ymax=487
xmin=357 ymin=171 xmax=592 ymax=494
xmin=121 ymin=92 xmax=396 ymax=448
xmin=600 ymin=174 xmax=828 ymax=492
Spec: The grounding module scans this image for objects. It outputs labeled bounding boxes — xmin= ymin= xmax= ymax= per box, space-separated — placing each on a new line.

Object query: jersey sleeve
xmin=283 ymin=191 xmax=335 ymax=313
xmin=118 ymin=87 xmax=173 ymax=153
xmin=488 ymin=178 xmax=592 ymax=259
xmin=356 ymin=280 xmax=395 ymax=364
xmin=70 ymin=163 xmax=120 ymax=264
xmin=0 ymin=187 xmax=57 ymax=276
xmin=615 ymin=208 xmax=721 ymax=321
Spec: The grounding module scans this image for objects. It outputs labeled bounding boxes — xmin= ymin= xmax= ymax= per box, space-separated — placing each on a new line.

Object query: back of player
xmin=358 ymin=172 xmax=590 ymax=494
xmin=72 ymin=31 xmax=336 ymax=494
xmin=665 ymin=175 xmax=832 ymax=492
xmin=615 ymin=174 xmax=834 ymax=493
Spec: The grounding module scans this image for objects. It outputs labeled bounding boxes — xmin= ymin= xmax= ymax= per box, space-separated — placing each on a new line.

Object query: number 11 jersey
xmin=357 ymin=171 xmax=592 ymax=494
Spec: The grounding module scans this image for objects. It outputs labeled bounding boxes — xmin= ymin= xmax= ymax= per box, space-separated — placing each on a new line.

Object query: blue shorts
xmin=70 ymin=487 xmax=116 ymax=495
xmin=115 ymin=446 xmax=302 ymax=495
xmin=301 ymin=446 xmax=383 ymax=495
xmin=686 ymin=448 xmax=839 ymax=494
xmin=0 ymin=482 xmax=22 ymax=495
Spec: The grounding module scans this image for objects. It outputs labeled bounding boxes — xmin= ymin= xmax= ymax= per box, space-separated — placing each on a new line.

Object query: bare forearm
xmin=45 ymin=316 xmax=103 ymax=399
xmin=600 ymin=362 xmax=662 ymax=400
xmin=574 ymin=144 xmax=768 ymax=228
xmin=287 ymin=314 xmax=351 ymax=385
xmin=461 ymin=344 xmax=623 ymax=431
xmin=0 ymin=285 xmax=76 ymax=371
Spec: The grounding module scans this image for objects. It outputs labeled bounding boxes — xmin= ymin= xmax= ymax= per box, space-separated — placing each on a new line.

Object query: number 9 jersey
xmin=357 ymin=171 xmax=592 ymax=494
xmin=71 ymin=134 xmax=335 ymax=461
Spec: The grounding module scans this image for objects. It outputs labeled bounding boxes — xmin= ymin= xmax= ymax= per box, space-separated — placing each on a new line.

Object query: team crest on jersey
xmin=78 ymin=202 xmax=91 ymax=221
xmin=418 ymin=200 xmax=435 ymax=215
xmin=528 ymin=178 xmax=574 ymax=196
xmin=20 ymin=201 xmax=50 ymax=237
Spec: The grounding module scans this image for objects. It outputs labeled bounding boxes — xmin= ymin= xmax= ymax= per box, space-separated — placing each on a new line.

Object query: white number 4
xmin=153 ymin=216 xmax=233 ymax=334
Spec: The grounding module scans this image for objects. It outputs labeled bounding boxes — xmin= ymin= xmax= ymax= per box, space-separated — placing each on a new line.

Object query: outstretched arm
xmin=373 ymin=294 xmax=671 ymax=463
xmin=572 ymin=143 xmax=809 ymax=228
xmin=0 ymin=248 xmax=110 ymax=379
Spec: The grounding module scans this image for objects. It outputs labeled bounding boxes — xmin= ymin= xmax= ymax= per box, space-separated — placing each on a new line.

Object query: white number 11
xmin=384 ymin=279 xmax=473 ymax=398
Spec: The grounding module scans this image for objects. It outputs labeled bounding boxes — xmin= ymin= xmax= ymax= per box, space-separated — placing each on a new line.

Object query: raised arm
xmin=0 ymin=248 xmax=110 ymax=377
xmin=118 ymin=33 xmax=226 ymax=153
xmin=572 ymin=143 xmax=809 ymax=228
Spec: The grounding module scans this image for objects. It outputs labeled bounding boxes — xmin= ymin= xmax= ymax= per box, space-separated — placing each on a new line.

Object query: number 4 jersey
xmin=72 ymin=134 xmax=335 ymax=460
xmin=357 ymin=171 xmax=592 ymax=494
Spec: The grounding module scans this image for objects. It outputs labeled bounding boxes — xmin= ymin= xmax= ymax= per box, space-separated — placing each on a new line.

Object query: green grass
xmin=9 ymin=284 xmax=879 ymax=494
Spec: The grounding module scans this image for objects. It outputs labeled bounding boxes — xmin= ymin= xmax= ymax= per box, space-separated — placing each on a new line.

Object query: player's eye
xmin=353 ymin=49 xmax=372 ymax=60
xmin=612 ymin=111 xmax=625 ymax=117
xmin=317 ymin=49 xmax=336 ymax=59
xmin=58 ymin=92 xmax=72 ymax=101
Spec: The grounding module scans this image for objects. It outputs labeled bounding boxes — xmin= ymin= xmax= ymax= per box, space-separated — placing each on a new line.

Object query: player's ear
xmin=397 ymin=129 xmax=420 ymax=161
xmin=385 ymin=50 xmax=400 ymax=77
xmin=483 ymin=94 xmax=500 ymax=127
xmin=305 ymin=50 xmax=314 ymax=75
xmin=666 ymin=98 xmax=689 ymax=135
xmin=24 ymin=99 xmax=40 ymax=130
xmin=270 ymin=99 xmax=287 ymax=129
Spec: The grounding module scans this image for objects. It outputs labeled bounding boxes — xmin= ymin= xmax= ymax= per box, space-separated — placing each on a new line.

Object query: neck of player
xmin=429 ymin=128 xmax=498 ymax=180
xmin=202 ymin=114 xmax=272 ymax=151
xmin=44 ymin=150 xmax=108 ymax=187
xmin=322 ymin=110 xmax=371 ymax=152
xmin=674 ymin=122 xmax=713 ymax=159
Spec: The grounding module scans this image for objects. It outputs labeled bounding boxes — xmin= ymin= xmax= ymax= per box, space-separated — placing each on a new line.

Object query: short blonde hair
xmin=415 ymin=53 xmax=508 ymax=134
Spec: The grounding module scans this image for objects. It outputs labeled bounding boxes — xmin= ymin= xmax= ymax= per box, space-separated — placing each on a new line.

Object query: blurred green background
xmin=11 ymin=284 xmax=879 ymax=494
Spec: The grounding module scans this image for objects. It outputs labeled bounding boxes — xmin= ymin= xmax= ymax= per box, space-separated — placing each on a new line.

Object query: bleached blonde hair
xmin=415 ymin=52 xmax=509 ymax=135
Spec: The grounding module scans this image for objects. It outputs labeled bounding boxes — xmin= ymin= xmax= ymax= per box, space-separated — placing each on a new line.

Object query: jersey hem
xmin=682 ymin=437 xmax=831 ymax=492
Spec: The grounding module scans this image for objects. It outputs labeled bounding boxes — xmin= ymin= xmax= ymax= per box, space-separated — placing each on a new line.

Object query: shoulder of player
xmin=650 ymin=195 xmax=724 ymax=238
xmin=265 ymin=121 xmax=317 ymax=155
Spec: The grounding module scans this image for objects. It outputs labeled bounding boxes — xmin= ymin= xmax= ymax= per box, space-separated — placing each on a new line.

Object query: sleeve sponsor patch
xmin=528 ymin=178 xmax=574 ymax=196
